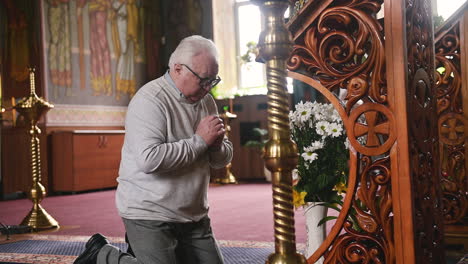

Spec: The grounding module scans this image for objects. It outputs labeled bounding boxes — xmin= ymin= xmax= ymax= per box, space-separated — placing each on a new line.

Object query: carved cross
xmin=354 ymin=111 xmax=390 ymax=147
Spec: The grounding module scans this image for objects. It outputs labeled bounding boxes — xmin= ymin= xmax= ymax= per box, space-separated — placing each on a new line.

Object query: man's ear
xmin=173 ymin=63 xmax=183 ymax=75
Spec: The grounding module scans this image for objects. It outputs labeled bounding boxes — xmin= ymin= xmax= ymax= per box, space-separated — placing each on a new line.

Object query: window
xmin=235 ymin=0 xmax=266 ymax=95
xmin=212 ymin=0 xmax=292 ymax=98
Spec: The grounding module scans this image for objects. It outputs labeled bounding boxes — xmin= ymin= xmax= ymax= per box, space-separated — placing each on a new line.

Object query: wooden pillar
xmin=385 ymin=0 xmax=445 ymax=262
xmin=384 ymin=0 xmax=415 ymax=261
xmin=377 ymin=0 xmax=447 ymax=262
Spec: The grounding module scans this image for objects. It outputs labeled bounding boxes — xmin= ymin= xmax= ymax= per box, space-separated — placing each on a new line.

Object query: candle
xmin=11 ymin=97 xmax=16 ymax=127
xmin=0 ymin=72 xmax=2 ymax=105
xmin=29 ymin=68 xmax=35 ymax=94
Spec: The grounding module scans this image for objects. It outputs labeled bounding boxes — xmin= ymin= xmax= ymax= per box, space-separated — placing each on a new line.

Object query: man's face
xmin=174 ymin=52 xmax=219 ymax=103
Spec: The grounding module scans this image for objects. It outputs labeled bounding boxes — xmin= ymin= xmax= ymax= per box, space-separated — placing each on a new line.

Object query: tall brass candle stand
xmin=15 ymin=68 xmax=59 ymax=230
xmin=253 ymin=0 xmax=307 ymax=263
xmin=215 ymin=110 xmax=238 ymax=184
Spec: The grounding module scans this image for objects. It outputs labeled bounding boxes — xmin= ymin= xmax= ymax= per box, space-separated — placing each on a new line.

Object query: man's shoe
xmin=74 ymin=233 xmax=110 ymax=264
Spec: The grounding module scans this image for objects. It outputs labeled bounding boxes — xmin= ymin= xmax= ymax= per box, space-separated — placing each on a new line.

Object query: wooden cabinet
xmin=51 ymin=130 xmax=124 ymax=192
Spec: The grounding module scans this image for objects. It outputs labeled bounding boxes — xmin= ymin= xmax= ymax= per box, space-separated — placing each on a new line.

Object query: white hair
xmin=168 ymin=35 xmax=219 ymax=69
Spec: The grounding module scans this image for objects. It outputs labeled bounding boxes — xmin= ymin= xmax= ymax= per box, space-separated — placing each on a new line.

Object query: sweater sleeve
xmin=204 ymin=95 xmax=234 ymax=169
xmin=208 ymin=138 xmax=234 ymax=169
xmin=125 ymin=92 xmax=208 ymax=174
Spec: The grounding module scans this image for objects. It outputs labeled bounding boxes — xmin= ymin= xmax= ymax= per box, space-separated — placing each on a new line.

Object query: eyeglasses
xmin=181 ymin=64 xmax=221 ymax=90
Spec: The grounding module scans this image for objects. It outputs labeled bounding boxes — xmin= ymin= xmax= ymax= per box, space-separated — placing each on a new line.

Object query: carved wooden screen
xmin=434 ymin=5 xmax=468 ymax=227
xmin=403 ymin=0 xmax=445 ymax=262
xmin=286 ymin=0 xmax=445 ymax=263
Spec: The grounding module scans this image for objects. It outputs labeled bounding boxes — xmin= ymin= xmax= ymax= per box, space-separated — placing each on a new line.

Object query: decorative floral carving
xmin=406 ymin=0 xmax=445 ymax=262
xmin=435 ymin=19 xmax=467 ymax=225
xmin=435 ymin=22 xmax=462 ymax=115
xmin=325 ymin=156 xmax=394 ymax=264
xmin=286 ymin=1 xmax=396 ymax=263
xmin=442 ymin=146 xmax=467 ymax=222
xmin=286 ymin=0 xmax=447 ymax=262
xmin=287 ymin=0 xmax=385 ymax=113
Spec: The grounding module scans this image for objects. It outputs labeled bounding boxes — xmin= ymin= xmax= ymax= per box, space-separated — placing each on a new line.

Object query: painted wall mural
xmin=0 ymin=0 xmax=42 ymax=100
xmin=42 ymin=0 xmax=149 ymax=126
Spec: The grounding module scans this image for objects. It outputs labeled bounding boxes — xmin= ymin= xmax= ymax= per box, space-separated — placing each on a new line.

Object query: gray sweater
xmin=116 ymin=74 xmax=233 ymax=222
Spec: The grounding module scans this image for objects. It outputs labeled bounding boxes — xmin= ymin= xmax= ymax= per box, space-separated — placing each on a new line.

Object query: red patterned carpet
xmin=0 ymin=234 xmax=301 ymax=264
xmin=0 ymin=183 xmax=307 ymax=243
xmin=1 ymin=184 xmax=465 ymax=263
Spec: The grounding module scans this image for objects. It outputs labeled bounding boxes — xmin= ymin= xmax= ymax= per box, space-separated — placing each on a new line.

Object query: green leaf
xmin=317 ymin=216 xmax=338 ymax=227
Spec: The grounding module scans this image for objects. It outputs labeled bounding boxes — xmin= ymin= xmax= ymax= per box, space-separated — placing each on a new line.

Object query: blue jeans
xmin=97 ymin=216 xmax=224 ymax=264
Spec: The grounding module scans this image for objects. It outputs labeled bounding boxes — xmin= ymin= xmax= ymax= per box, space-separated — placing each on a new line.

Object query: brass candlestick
xmin=15 ymin=68 xmax=59 ymax=230
xmin=215 ymin=110 xmax=238 ymax=184
xmin=253 ymin=0 xmax=307 ymax=263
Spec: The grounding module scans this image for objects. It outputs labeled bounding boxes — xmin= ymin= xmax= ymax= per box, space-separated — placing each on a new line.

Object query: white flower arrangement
xmin=290 ymin=101 xmax=349 ymax=206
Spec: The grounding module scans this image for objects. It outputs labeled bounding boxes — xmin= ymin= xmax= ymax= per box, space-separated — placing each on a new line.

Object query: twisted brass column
xmin=15 ymin=68 xmax=58 ymax=230
xmin=253 ymin=1 xmax=306 ymax=263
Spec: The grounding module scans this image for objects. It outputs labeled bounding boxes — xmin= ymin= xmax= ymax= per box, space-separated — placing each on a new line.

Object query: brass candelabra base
xmin=214 ymin=161 xmax=237 ymax=184
xmin=215 ymin=170 xmax=237 ymax=184
xmin=266 ymin=252 xmax=307 ymax=264
xmin=20 ymin=204 xmax=59 ymax=230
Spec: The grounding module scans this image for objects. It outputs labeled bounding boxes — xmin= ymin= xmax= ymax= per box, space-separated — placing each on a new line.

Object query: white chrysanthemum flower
xmin=308 ymin=119 xmax=315 ymax=129
xmin=327 ymin=122 xmax=343 ymax=137
xmin=289 ymin=111 xmax=296 ymax=129
xmin=313 ymin=112 xmax=323 ymax=121
xmin=303 ymin=101 xmax=314 ymax=109
xmin=299 ymin=108 xmax=312 ymax=123
xmin=310 ymin=140 xmax=324 ymax=152
xmin=344 ymin=138 xmax=350 ymax=149
xmin=302 ymin=146 xmax=319 ymax=163
xmin=292 ymin=169 xmax=299 ymax=181
xmin=312 ymin=104 xmax=323 ymax=120
xmin=330 ymin=110 xmax=341 ymax=122
xmin=295 ymin=101 xmax=306 ymax=114
xmin=315 ymin=121 xmax=330 ymax=136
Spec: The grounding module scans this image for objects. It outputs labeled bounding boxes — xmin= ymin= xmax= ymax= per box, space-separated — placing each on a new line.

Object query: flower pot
xmin=303 ymin=202 xmax=328 ymax=262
